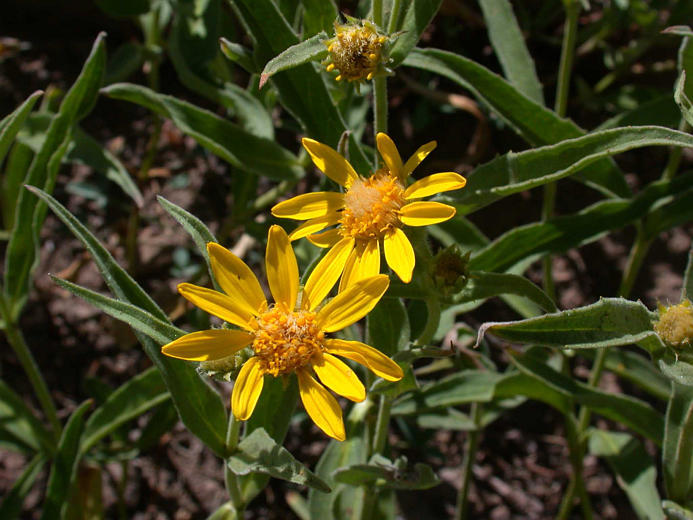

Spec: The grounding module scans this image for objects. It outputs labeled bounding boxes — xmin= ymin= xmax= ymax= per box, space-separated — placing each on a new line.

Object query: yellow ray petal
xmin=325 ymin=339 xmax=403 ymax=381
xmin=302 ymin=138 xmax=358 ymax=187
xmin=266 ymin=225 xmax=299 ymax=310
xmin=162 ymin=329 xmax=254 ymax=361
xmin=401 ymin=140 xmax=437 ymax=180
xmin=271 ymin=192 xmax=345 ymax=220
xmin=404 ymin=172 xmax=467 ymax=200
xmin=297 ymin=369 xmax=346 ymax=441
xmin=288 ymin=213 xmax=341 ymax=241
xmin=312 ymin=353 xmax=365 ymax=402
xmin=303 ymin=238 xmax=355 ymax=311
xmin=384 ymin=228 xmax=415 ymax=283
xmin=376 ymin=132 xmax=403 ymax=178
xmin=231 ymin=357 xmax=265 ymax=421
xmin=178 ymin=283 xmax=256 ymax=331
xmin=307 ymin=228 xmax=342 ymax=248
xmin=207 ymin=243 xmax=266 ymax=314
xmin=317 ymin=275 xmax=389 ymax=333
xmin=339 ymin=239 xmax=380 ymax=292
xmin=399 ymin=201 xmax=456 ymax=227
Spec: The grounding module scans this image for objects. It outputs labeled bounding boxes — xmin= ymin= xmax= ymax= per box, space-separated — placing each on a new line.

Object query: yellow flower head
xmin=161 ymin=225 xmax=403 ymax=441
xmin=271 ymin=133 xmax=466 ymax=288
xmin=654 ymin=299 xmax=693 ymax=349
xmin=323 ymin=20 xmax=389 ymax=83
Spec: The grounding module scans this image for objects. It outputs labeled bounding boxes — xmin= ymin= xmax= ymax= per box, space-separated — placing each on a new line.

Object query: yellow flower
xmin=161 ymin=225 xmax=403 ymax=441
xmin=323 ymin=20 xmax=389 ymax=83
xmin=271 ymin=133 xmax=466 ymax=287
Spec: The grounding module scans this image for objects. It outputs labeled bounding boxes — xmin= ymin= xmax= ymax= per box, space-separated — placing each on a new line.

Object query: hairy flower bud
xmin=654 ymin=299 xmax=693 ymax=349
xmin=323 ymin=19 xmax=391 ymax=84
xmin=432 ymin=246 xmax=471 ymax=297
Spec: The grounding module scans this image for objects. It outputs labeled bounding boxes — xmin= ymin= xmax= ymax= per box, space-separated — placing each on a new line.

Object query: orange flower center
xmin=252 ymin=304 xmax=324 ymax=376
xmin=339 ymin=171 xmax=406 ymax=240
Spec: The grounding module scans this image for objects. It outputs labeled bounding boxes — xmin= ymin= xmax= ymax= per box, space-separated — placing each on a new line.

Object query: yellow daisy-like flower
xmin=161 ymin=225 xmax=403 ymax=441
xmin=271 ymin=133 xmax=466 ymax=287
xmin=323 ymin=20 xmax=389 ymax=83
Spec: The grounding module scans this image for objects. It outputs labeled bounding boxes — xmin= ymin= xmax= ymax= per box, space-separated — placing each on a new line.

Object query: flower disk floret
xmin=160 ymin=225 xmax=403 ymax=441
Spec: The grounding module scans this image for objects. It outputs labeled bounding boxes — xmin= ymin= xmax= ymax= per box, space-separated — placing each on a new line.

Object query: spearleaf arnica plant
xmin=4 ymin=1 xmax=693 ymax=518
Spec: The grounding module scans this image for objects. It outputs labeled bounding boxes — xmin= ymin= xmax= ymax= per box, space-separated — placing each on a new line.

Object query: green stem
xmin=373 ymin=76 xmax=388 ymax=167
xmin=386 ymin=0 xmax=402 ymax=33
xmin=371 ymin=394 xmax=393 ymax=455
xmin=0 ymin=293 xmax=61 ymax=438
xmin=417 ymin=295 xmax=441 ymax=346
xmin=661 ymin=119 xmax=690 ymax=181
xmin=557 ymin=417 xmax=593 ymax=520
xmin=542 ymin=0 xmax=579 ymax=300
xmin=372 ymin=0 xmax=384 ymax=27
xmin=455 ymin=403 xmax=483 ymax=520
xmin=224 ymin=414 xmax=244 ymax=512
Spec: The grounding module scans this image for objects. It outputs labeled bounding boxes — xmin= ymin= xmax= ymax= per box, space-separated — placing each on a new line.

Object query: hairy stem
xmin=0 ymin=292 xmax=61 ymax=438
xmin=455 ymin=403 xmax=483 ymax=520
xmin=224 ymin=414 xmax=244 ymax=512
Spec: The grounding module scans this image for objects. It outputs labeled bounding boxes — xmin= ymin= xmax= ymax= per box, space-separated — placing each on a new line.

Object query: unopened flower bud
xmin=432 ymin=245 xmax=470 ymax=297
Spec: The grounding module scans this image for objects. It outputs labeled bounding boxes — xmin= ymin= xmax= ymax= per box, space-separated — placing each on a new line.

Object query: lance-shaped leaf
xmin=0 ymin=453 xmax=46 ymax=519
xmin=664 ymin=382 xmax=693 ymax=502
xmin=0 ymin=379 xmax=54 ymax=454
xmin=333 ymin=454 xmax=440 ymax=490
xmin=478 ymin=298 xmax=659 ymax=350
xmin=663 ymin=501 xmax=693 ymax=520
xmin=675 ymin=71 xmax=693 ymax=127
xmin=101 ymin=83 xmax=303 ymax=180
xmin=477 ymin=0 xmax=544 ymax=105
xmin=228 ymin=428 xmax=331 ymax=492
xmin=0 ymin=90 xmax=42 ymax=165
xmin=260 ymin=32 xmax=328 ymax=88
xmin=402 ymin=47 xmax=629 ymax=197
xmin=29 ymin=187 xmax=228 ymax=457
xmin=588 ymin=430 xmax=663 ymax=520
xmin=4 ymin=33 xmax=106 ymax=318
xmin=453 ymin=271 xmax=556 ymax=313
xmin=450 ymin=126 xmax=693 ymax=216
xmin=81 ymin=367 xmax=170 ymax=454
xmin=389 ymin=0 xmax=444 ymax=67
xmin=219 ymin=38 xmax=257 ymax=74
xmin=301 ymin=0 xmax=338 ymax=37
xmin=470 ymin=172 xmax=693 ymax=272
xmin=41 ymin=399 xmax=92 ymax=520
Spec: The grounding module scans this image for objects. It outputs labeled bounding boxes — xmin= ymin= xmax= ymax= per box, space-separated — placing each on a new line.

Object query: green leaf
xmin=453 ymin=271 xmax=556 ymax=313
xmin=228 ymin=428 xmax=331 ymax=492
xmin=479 ymin=297 xmax=659 ymax=350
xmin=684 ymin=244 xmax=693 ymax=300
xmin=367 ymin=297 xmax=410 ymax=356
xmin=0 ymin=90 xmax=43 ymax=166
xmin=259 ymin=32 xmax=328 ymax=88
xmin=657 ymin=351 xmax=693 ymax=387
xmin=590 ymin=348 xmax=671 ymax=401
xmin=81 ymin=367 xmax=169 ymax=454
xmin=29 ymin=187 xmax=228 ymax=457
xmin=663 ymin=501 xmax=693 ymax=520
xmin=3 ymin=33 xmax=106 ymax=318
xmin=414 ymin=408 xmax=477 ymax=431
xmin=157 ymin=195 xmax=217 ymax=274
xmin=0 ymin=453 xmax=46 ymax=519
xmin=333 ymin=455 xmax=440 ymax=490
xmin=588 ymin=430 xmax=663 ymax=520
xmin=0 ymin=378 xmax=54 ymax=454
xmin=402 ymin=47 xmax=629 ymax=197
xmin=664 ymin=382 xmax=693 ymax=502
xmin=451 ymin=126 xmax=693 ymax=217
xmin=511 ymin=353 xmax=664 ymax=445
xmin=219 ymin=38 xmax=257 ymax=74
xmin=301 ymin=0 xmax=338 ymax=37
xmin=470 ymin=172 xmax=693 ymax=273
xmin=101 ymin=83 xmax=302 ymax=180
xmin=389 ymin=0 xmax=444 ymax=67
xmin=477 ymin=0 xmax=544 ymax=104
xmin=41 ymin=399 xmax=92 ymax=520
xmin=95 ymin=0 xmax=151 ymax=17
xmin=1 ymin=142 xmax=33 ymax=230
xmin=229 ymin=0 xmax=371 ymax=173
xmin=663 ymin=26 xmax=693 ymax=37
